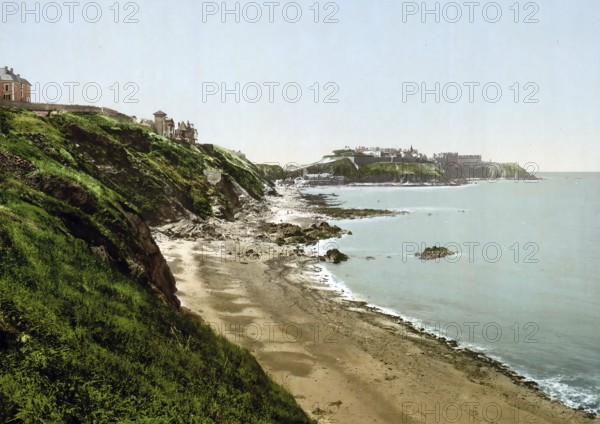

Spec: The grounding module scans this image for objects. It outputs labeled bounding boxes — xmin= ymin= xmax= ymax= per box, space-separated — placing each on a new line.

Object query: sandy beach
xmin=156 ymin=186 xmax=599 ymax=424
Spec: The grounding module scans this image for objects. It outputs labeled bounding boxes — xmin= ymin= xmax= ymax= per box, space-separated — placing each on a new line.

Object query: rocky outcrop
xmin=301 ymin=193 xmax=407 ymax=219
xmin=6 ymin=164 xmax=181 ymax=308
xmin=123 ymin=211 xmax=180 ymax=308
xmin=0 ymin=151 xmax=36 ymax=175
xmin=416 ymin=246 xmax=455 ymax=260
xmin=156 ymin=219 xmax=208 ymax=240
xmin=321 ymin=248 xmax=349 ymax=264
xmin=37 ymin=176 xmax=99 ymax=214
xmin=259 ymin=221 xmax=346 ymax=246
xmin=0 ymin=109 xmax=273 ymax=308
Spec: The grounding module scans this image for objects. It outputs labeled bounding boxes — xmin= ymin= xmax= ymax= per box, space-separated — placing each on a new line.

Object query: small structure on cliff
xmin=1 ymin=66 xmax=32 ymax=102
xmin=153 ymin=110 xmax=198 ymax=144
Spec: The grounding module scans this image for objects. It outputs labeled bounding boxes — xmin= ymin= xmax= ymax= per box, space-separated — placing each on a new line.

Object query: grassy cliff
xmin=357 ymin=162 xmax=440 ymax=183
xmin=497 ymin=162 xmax=538 ymax=180
xmin=260 ymin=156 xmax=534 ymax=184
xmin=0 ymin=107 xmax=312 ymax=423
xmin=306 ymin=158 xmax=440 ymax=183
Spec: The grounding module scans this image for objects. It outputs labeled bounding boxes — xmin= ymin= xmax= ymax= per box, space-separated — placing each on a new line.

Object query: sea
xmin=303 ymin=173 xmax=600 ymax=415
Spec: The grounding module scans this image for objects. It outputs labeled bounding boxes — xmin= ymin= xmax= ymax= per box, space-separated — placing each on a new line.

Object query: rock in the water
xmin=323 ymin=248 xmax=349 ymax=264
xmin=415 ymin=246 xmax=455 ymax=260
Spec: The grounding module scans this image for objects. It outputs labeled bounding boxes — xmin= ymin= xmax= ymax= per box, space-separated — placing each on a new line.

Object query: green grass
xmin=0 ymin=109 xmax=265 ymax=223
xmin=307 ymin=158 xmax=358 ymax=179
xmin=305 ymin=159 xmax=439 ymax=183
xmin=498 ymin=162 xmax=537 ymax=180
xmin=358 ymin=162 xmax=439 ymax=180
xmin=255 ymin=164 xmax=285 ymax=183
xmin=0 ymin=107 xmax=313 ymax=423
xmin=210 ymin=146 xmax=265 ymax=199
xmin=0 ymin=190 xmax=310 ymax=422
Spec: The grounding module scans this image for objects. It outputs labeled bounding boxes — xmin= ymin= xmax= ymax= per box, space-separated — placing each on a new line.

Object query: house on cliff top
xmin=153 ymin=110 xmax=198 ymax=144
xmin=1 ymin=66 xmax=32 ymax=102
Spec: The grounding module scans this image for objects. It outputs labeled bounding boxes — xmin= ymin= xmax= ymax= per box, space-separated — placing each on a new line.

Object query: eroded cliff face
xmin=49 ymin=114 xmax=265 ymax=225
xmin=0 ymin=151 xmax=179 ymax=307
xmin=123 ymin=211 xmax=180 ymax=308
xmin=0 ymin=108 xmax=266 ymax=308
xmin=0 ymin=107 xmax=312 ymax=423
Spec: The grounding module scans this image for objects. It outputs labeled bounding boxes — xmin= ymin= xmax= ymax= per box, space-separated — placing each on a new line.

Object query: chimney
xmin=10 ymin=68 xmax=13 ymax=73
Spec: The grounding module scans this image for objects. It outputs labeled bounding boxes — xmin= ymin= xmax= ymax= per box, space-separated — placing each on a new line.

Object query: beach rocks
xmin=300 ymin=193 xmax=408 ymax=219
xmin=415 ymin=246 xmax=455 ymax=260
xmin=321 ymin=248 xmax=349 ymax=264
xmin=156 ymin=220 xmax=208 ymax=240
xmin=259 ymin=221 xmax=345 ymax=246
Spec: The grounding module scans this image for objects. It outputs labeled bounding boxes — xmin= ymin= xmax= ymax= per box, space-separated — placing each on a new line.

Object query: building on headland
xmin=152 ymin=110 xmax=198 ymax=144
xmin=434 ymin=153 xmax=490 ymax=180
xmin=1 ymin=66 xmax=32 ymax=102
xmin=434 ymin=152 xmax=459 ymax=166
xmin=153 ymin=110 xmax=169 ymax=136
xmin=333 ymin=146 xmax=432 ymax=166
xmin=300 ymin=173 xmax=346 ymax=186
xmin=457 ymin=155 xmax=482 ymax=166
xmin=434 ymin=153 xmax=483 ymax=166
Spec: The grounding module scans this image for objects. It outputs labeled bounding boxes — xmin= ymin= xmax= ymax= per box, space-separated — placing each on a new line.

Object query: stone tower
xmin=153 ymin=110 xmax=167 ymax=136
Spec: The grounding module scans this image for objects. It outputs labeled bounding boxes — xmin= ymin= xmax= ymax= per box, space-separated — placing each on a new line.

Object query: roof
xmin=0 ymin=66 xmax=31 ymax=85
xmin=153 ymin=110 xmax=167 ymax=116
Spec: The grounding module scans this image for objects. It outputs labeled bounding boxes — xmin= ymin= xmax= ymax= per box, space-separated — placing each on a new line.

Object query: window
xmin=4 ymin=84 xmax=9 ymax=92
xmin=3 ymin=94 xmax=11 ymax=100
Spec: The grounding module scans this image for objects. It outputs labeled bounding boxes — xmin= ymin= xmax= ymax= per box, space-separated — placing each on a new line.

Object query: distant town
xmin=330 ymin=146 xmax=485 ymax=167
xmin=283 ymin=146 xmax=531 ymax=186
xmin=2 ymin=65 xmax=520 ymax=184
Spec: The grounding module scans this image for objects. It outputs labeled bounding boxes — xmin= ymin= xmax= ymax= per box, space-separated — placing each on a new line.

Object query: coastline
xmin=156 ymin=185 xmax=598 ymax=423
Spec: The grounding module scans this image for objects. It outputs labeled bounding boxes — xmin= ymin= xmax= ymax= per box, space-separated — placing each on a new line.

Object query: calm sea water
xmin=306 ymin=173 xmax=600 ymax=414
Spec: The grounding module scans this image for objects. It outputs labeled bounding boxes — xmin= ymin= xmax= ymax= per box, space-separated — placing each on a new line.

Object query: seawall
xmin=0 ymin=100 xmax=133 ymax=121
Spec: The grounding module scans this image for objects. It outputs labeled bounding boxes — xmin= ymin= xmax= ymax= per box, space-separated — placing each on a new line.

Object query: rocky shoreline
xmin=300 ymin=192 xmax=408 ymax=219
xmin=155 ymin=184 xmax=598 ymax=423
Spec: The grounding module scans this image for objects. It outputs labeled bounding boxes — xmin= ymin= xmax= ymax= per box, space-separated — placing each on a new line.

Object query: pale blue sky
xmin=2 ymin=0 xmax=599 ymax=170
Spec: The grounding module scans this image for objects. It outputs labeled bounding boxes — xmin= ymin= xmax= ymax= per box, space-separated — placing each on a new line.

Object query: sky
xmin=2 ymin=0 xmax=599 ymax=171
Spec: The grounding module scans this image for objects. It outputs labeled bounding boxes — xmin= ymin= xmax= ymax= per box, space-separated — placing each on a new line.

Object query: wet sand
xmin=157 ymin=187 xmax=599 ymax=424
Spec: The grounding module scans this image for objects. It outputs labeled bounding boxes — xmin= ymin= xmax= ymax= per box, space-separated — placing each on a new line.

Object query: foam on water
xmin=302 ymin=175 xmax=600 ymax=416
xmin=535 ymin=376 xmax=600 ymax=415
xmin=314 ymin=260 xmax=599 ymax=416
xmin=313 ymin=263 xmax=355 ymax=301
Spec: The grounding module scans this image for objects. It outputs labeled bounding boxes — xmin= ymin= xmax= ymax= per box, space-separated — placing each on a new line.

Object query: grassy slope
xmin=308 ymin=159 xmax=440 ymax=182
xmin=255 ymin=164 xmax=286 ymax=183
xmin=306 ymin=158 xmax=358 ymax=179
xmin=0 ymin=108 xmax=311 ymax=423
xmin=497 ymin=162 xmax=538 ymax=180
xmin=265 ymin=158 xmax=441 ymax=183
xmin=358 ymin=162 xmax=439 ymax=181
xmin=12 ymin=110 xmax=264 ymax=223
xmin=276 ymin=154 xmax=536 ymax=184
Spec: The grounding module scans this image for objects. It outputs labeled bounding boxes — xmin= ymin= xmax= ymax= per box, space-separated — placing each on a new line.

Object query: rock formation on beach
xmin=322 ymin=248 xmax=350 ymax=264
xmin=259 ymin=221 xmax=346 ymax=245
